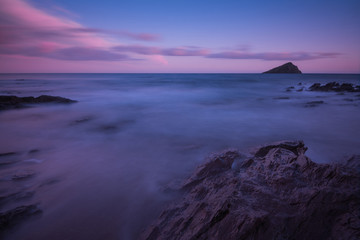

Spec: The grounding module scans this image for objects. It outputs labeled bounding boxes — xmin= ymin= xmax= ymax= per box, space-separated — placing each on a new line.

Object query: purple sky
xmin=0 ymin=0 xmax=359 ymax=73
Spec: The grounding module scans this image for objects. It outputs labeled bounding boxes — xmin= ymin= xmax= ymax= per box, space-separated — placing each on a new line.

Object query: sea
xmin=0 ymin=73 xmax=359 ymax=239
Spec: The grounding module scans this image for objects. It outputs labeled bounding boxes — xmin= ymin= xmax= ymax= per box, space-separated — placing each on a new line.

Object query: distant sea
xmin=0 ymin=73 xmax=359 ymax=239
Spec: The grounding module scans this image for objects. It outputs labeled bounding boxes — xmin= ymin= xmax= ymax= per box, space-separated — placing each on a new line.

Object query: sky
xmin=0 ymin=0 xmax=359 ymax=73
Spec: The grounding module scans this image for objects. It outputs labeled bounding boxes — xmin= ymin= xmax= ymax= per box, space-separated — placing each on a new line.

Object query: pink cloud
xmin=207 ymin=51 xmax=341 ymax=61
xmin=0 ymin=0 xmax=347 ymax=71
xmin=148 ymin=55 xmax=169 ymax=65
xmin=0 ymin=0 xmax=157 ymax=62
xmin=113 ymin=45 xmax=209 ymax=56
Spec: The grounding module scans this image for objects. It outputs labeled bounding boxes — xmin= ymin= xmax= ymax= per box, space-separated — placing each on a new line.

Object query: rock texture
xmin=309 ymin=82 xmax=360 ymax=92
xmin=0 ymin=95 xmax=77 ymax=110
xmin=0 ymin=205 xmax=41 ymax=236
xmin=263 ymin=62 xmax=302 ymax=74
xmin=142 ymin=141 xmax=360 ymax=240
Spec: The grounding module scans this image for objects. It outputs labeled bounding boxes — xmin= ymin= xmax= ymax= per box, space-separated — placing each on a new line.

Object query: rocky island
xmin=263 ymin=62 xmax=302 ymax=74
xmin=142 ymin=141 xmax=360 ymax=240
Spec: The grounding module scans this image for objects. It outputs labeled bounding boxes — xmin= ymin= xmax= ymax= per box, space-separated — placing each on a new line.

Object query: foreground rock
xmin=142 ymin=141 xmax=360 ymax=240
xmin=0 ymin=205 xmax=41 ymax=236
xmin=0 ymin=95 xmax=77 ymax=110
xmin=309 ymin=82 xmax=360 ymax=92
xmin=263 ymin=62 xmax=302 ymax=74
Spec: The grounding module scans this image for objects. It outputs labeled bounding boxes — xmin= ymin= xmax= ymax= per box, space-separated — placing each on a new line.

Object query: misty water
xmin=0 ymin=73 xmax=359 ymax=239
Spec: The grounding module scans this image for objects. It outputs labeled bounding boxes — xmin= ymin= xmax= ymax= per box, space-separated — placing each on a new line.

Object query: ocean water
xmin=0 ymin=73 xmax=359 ymax=239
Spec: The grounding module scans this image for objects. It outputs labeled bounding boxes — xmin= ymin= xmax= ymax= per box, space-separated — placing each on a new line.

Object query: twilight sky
xmin=0 ymin=0 xmax=359 ymax=73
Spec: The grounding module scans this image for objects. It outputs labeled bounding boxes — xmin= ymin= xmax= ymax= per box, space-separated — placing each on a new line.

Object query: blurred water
xmin=0 ymin=73 xmax=359 ymax=239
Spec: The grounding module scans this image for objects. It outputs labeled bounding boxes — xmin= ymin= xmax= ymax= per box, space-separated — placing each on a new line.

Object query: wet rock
xmin=0 ymin=95 xmax=77 ymax=110
xmin=12 ymin=171 xmax=35 ymax=181
xmin=309 ymin=82 xmax=360 ymax=92
xmin=263 ymin=62 xmax=302 ymax=74
xmin=142 ymin=141 xmax=360 ymax=240
xmin=0 ymin=154 xmax=19 ymax=166
xmin=71 ymin=116 xmax=94 ymax=125
xmin=273 ymin=97 xmax=290 ymax=100
xmin=286 ymin=87 xmax=294 ymax=92
xmin=0 ymin=158 xmax=20 ymax=166
xmin=95 ymin=120 xmax=135 ymax=133
xmin=39 ymin=178 xmax=60 ymax=187
xmin=0 ymin=152 xmax=17 ymax=158
xmin=305 ymin=100 xmax=325 ymax=107
xmin=28 ymin=149 xmax=39 ymax=154
xmin=0 ymin=205 xmax=42 ymax=234
xmin=0 ymin=192 xmax=35 ymax=207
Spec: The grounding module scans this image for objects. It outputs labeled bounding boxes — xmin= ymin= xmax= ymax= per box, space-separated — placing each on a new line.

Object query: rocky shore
xmin=0 ymin=95 xmax=76 ymax=111
xmin=142 ymin=141 xmax=360 ymax=240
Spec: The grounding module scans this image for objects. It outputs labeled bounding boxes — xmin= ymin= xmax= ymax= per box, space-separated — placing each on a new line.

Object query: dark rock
xmin=286 ymin=86 xmax=295 ymax=92
xmin=0 ymin=153 xmax=19 ymax=166
xmin=0 ymin=95 xmax=77 ymax=111
xmin=0 ymin=205 xmax=41 ymax=234
xmin=141 ymin=141 xmax=360 ymax=240
xmin=12 ymin=171 xmax=35 ymax=181
xmin=28 ymin=149 xmax=39 ymax=154
xmin=0 ymin=152 xmax=17 ymax=158
xmin=263 ymin=62 xmax=302 ymax=74
xmin=39 ymin=178 xmax=60 ymax=187
xmin=0 ymin=192 xmax=35 ymax=208
xmin=309 ymin=82 xmax=360 ymax=92
xmin=73 ymin=116 xmax=93 ymax=124
xmin=273 ymin=97 xmax=290 ymax=100
xmin=305 ymin=100 xmax=325 ymax=107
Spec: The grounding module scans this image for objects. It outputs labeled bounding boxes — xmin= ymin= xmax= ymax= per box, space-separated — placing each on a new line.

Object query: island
xmin=263 ymin=62 xmax=302 ymax=74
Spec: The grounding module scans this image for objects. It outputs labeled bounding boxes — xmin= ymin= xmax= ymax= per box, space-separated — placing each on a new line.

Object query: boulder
xmin=263 ymin=62 xmax=302 ymax=74
xmin=141 ymin=141 xmax=360 ymax=240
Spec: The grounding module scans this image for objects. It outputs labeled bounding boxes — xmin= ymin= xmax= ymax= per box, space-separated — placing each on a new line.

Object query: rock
xmin=0 ymin=192 xmax=35 ymax=208
xmin=263 ymin=62 xmax=302 ymax=74
xmin=0 ymin=205 xmax=41 ymax=234
xmin=11 ymin=171 xmax=35 ymax=181
xmin=0 ymin=152 xmax=17 ymax=157
xmin=309 ymin=82 xmax=360 ymax=92
xmin=273 ymin=97 xmax=290 ymax=100
xmin=0 ymin=95 xmax=77 ymax=110
xmin=141 ymin=141 xmax=360 ymax=240
xmin=305 ymin=100 xmax=325 ymax=107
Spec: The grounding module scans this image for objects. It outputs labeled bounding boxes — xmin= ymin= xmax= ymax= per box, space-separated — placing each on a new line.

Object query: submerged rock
xmin=0 ymin=205 xmax=41 ymax=234
xmin=142 ymin=141 xmax=360 ymax=240
xmin=305 ymin=100 xmax=325 ymax=107
xmin=0 ymin=95 xmax=77 ymax=110
xmin=263 ymin=62 xmax=302 ymax=74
